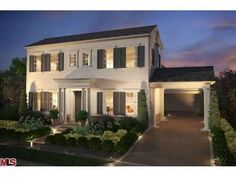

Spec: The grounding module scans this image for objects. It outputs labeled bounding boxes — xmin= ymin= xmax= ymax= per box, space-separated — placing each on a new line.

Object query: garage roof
xmin=150 ymin=66 xmax=215 ymax=82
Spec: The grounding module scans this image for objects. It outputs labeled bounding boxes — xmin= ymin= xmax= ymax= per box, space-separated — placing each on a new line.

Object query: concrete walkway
xmin=116 ymin=112 xmax=211 ymax=166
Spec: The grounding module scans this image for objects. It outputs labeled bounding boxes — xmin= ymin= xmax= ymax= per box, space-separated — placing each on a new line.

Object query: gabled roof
xmin=150 ymin=66 xmax=215 ymax=82
xmin=26 ymin=25 xmax=157 ymax=47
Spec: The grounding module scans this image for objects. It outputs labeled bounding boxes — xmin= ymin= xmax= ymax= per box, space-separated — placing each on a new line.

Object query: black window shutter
xmin=28 ymin=92 xmax=33 ymax=110
xmin=29 ymin=56 xmax=34 ymax=72
xmin=151 ymin=48 xmax=155 ymax=66
xmin=138 ymin=46 xmax=145 ymax=67
xmin=97 ymin=49 xmax=104 ymax=69
xmin=120 ymin=48 xmax=126 ymax=68
xmin=59 ymin=52 xmax=64 ymax=71
xmin=158 ymin=53 xmax=161 ymax=68
xmin=97 ymin=92 xmax=103 ymax=114
xmin=119 ymin=92 xmax=126 ymax=115
xmin=113 ymin=48 xmax=119 ymax=68
xmin=41 ymin=54 xmax=44 ymax=72
xmin=46 ymin=54 xmax=51 ymax=71
xmin=113 ymin=92 xmax=119 ymax=115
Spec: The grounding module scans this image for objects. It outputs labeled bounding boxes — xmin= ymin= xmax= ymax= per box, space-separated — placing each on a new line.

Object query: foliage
xmin=0 ymin=127 xmax=51 ymax=141
xmin=115 ymin=131 xmax=138 ymax=153
xmin=87 ymin=120 xmax=104 ymax=134
xmin=216 ymin=68 xmax=236 ymax=129
xmin=27 ymin=111 xmax=51 ymax=125
xmin=49 ymin=109 xmax=59 ymax=119
xmin=72 ymin=126 xmax=91 ymax=137
xmin=209 ymin=89 xmax=220 ymax=129
xmin=138 ymin=89 xmax=149 ymax=130
xmin=76 ymin=110 xmax=88 ymax=121
xmin=118 ymin=117 xmax=138 ymax=131
xmin=211 ymin=127 xmax=233 ymax=165
xmin=220 ymin=118 xmax=236 ymax=155
xmin=0 ymin=104 xmax=19 ymax=121
xmin=18 ymin=115 xmax=45 ymax=130
xmin=18 ymin=89 xmax=27 ymax=116
xmin=198 ymin=90 xmax=204 ymax=116
xmin=0 ymin=144 xmax=109 ymax=166
xmin=88 ymin=137 xmax=102 ymax=151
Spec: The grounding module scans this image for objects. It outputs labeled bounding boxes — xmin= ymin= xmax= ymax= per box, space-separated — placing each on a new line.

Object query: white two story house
xmin=25 ymin=25 xmax=215 ymax=130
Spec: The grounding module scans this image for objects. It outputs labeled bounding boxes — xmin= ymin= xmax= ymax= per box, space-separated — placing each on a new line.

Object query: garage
xmin=164 ymin=89 xmax=202 ymax=114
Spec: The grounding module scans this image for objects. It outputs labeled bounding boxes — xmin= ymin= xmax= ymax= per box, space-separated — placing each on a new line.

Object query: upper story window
xmin=126 ymin=47 xmax=137 ymax=68
xmin=29 ymin=55 xmax=41 ymax=72
xmin=82 ymin=50 xmax=92 ymax=66
xmin=51 ymin=54 xmax=59 ymax=71
xmin=103 ymin=48 xmax=113 ymax=68
xmin=69 ymin=53 xmax=77 ymax=67
xmin=83 ymin=53 xmax=89 ymax=66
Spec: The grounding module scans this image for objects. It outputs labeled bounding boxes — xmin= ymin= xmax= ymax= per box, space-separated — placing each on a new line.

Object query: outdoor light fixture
xmin=30 ymin=141 xmax=33 ymax=147
xmin=138 ymin=135 xmax=143 ymax=140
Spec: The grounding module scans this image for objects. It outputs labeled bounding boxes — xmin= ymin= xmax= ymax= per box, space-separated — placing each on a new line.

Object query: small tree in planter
xmin=76 ymin=110 xmax=88 ymax=126
xmin=49 ymin=109 xmax=60 ymax=126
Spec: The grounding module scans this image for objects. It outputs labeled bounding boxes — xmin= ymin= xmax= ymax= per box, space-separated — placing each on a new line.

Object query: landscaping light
xmin=30 ymin=141 xmax=33 ymax=147
xmin=110 ymin=156 xmax=113 ymax=159
xmin=138 ymin=135 xmax=143 ymax=140
xmin=52 ymin=128 xmax=57 ymax=134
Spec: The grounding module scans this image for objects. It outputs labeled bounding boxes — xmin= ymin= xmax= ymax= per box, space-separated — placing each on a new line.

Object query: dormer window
xmin=69 ymin=53 xmax=77 ymax=67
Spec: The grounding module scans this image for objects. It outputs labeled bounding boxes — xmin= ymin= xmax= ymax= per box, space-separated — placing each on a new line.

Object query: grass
xmin=0 ymin=144 xmax=110 ymax=166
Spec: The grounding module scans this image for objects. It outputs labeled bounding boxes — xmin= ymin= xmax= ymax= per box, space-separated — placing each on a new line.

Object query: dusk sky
xmin=0 ymin=11 xmax=236 ymax=74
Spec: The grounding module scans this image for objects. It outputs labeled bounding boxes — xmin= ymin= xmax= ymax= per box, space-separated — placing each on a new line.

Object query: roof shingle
xmin=26 ymin=25 xmax=157 ymax=47
xmin=150 ymin=66 xmax=215 ymax=82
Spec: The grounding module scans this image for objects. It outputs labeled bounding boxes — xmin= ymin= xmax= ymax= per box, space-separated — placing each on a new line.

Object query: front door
xmin=74 ymin=91 xmax=82 ymax=120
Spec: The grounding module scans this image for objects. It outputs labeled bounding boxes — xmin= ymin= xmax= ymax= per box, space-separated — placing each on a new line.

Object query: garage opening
xmin=164 ymin=89 xmax=203 ymax=115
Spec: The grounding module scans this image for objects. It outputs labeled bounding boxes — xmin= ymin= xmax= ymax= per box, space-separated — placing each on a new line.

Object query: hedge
xmin=45 ymin=131 xmax=138 ymax=153
xmin=220 ymin=118 xmax=236 ymax=155
xmin=211 ymin=127 xmax=233 ymax=165
xmin=0 ymin=127 xmax=51 ymax=141
xmin=0 ymin=144 xmax=109 ymax=166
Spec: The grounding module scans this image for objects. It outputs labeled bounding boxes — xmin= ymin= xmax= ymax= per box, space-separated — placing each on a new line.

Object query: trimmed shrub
xmin=27 ymin=111 xmax=51 ymax=125
xmin=0 ymin=105 xmax=19 ymax=121
xmin=211 ymin=127 xmax=233 ymax=165
xmin=18 ymin=90 xmax=27 ymax=117
xmin=49 ymin=109 xmax=59 ymax=119
xmin=138 ymin=90 xmax=149 ymax=130
xmin=89 ymin=137 xmax=102 ymax=151
xmin=118 ymin=117 xmax=137 ymax=131
xmin=220 ymin=118 xmax=236 ymax=155
xmin=115 ymin=131 xmax=138 ymax=153
xmin=209 ymin=89 xmax=220 ymax=129
xmin=76 ymin=136 xmax=89 ymax=148
xmin=87 ymin=120 xmax=104 ymax=134
xmin=102 ymin=140 xmax=115 ymax=152
xmin=76 ymin=110 xmax=88 ymax=122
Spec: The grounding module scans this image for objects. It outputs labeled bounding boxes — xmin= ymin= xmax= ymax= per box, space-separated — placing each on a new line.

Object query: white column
xmin=63 ymin=88 xmax=66 ymax=123
xmin=160 ymin=88 xmax=166 ymax=120
xmin=58 ymin=88 xmax=62 ymax=120
xmin=202 ymin=86 xmax=210 ymax=131
xmin=81 ymin=88 xmax=86 ymax=110
xmin=87 ymin=88 xmax=90 ymax=114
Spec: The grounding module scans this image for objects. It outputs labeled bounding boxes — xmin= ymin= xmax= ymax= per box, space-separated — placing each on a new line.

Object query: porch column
xmin=160 ymin=88 xmax=166 ymax=120
xmin=202 ymin=85 xmax=210 ymax=131
xmin=81 ymin=88 xmax=86 ymax=110
xmin=87 ymin=88 xmax=90 ymax=115
xmin=58 ymin=88 xmax=62 ymax=119
xmin=63 ymin=88 xmax=66 ymax=123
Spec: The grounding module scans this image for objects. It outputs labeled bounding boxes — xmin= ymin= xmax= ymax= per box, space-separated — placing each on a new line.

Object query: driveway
xmin=115 ymin=112 xmax=211 ymax=166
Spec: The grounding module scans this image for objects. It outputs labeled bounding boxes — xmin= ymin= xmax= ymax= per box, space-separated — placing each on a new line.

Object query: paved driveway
xmin=116 ymin=112 xmax=211 ymax=166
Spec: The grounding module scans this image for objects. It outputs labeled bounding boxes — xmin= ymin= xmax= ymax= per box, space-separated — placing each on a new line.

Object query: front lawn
xmin=0 ymin=144 xmax=109 ymax=166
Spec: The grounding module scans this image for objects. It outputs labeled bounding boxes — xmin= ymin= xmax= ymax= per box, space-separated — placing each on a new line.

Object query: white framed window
xmin=104 ymin=48 xmax=113 ymax=68
xmin=69 ymin=53 xmax=77 ymax=67
xmin=35 ymin=55 xmax=41 ymax=72
xmin=126 ymin=92 xmax=137 ymax=116
xmin=82 ymin=53 xmax=89 ymax=66
xmin=51 ymin=54 xmax=59 ymax=71
xmin=104 ymin=91 xmax=113 ymax=115
xmin=126 ymin=47 xmax=138 ymax=68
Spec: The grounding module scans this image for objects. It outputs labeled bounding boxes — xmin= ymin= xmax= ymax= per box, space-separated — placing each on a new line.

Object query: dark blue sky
xmin=0 ymin=11 xmax=236 ymax=73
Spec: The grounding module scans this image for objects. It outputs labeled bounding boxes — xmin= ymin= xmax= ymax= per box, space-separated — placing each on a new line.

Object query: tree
xmin=138 ymin=89 xmax=149 ymax=129
xmin=209 ymin=89 xmax=220 ymax=130
xmin=19 ymin=89 xmax=27 ymax=116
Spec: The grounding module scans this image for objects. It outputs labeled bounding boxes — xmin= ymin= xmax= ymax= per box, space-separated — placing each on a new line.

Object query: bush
xmin=220 ymin=118 xmax=236 ymax=155
xmin=72 ymin=126 xmax=91 ymax=136
xmin=27 ymin=111 xmax=51 ymax=125
xmin=115 ymin=131 xmax=138 ymax=153
xmin=137 ymin=90 xmax=149 ymax=130
xmin=88 ymin=137 xmax=102 ymax=151
xmin=118 ymin=117 xmax=138 ymax=131
xmin=76 ymin=136 xmax=89 ymax=148
xmin=211 ymin=127 xmax=233 ymax=165
xmin=209 ymin=89 xmax=220 ymax=129
xmin=0 ymin=105 xmax=19 ymax=121
xmin=102 ymin=140 xmax=115 ymax=152
xmin=18 ymin=90 xmax=27 ymax=117
xmin=87 ymin=120 xmax=104 ymax=134
xmin=49 ymin=109 xmax=59 ymax=119
xmin=18 ymin=116 xmax=45 ymax=130
xmin=76 ymin=110 xmax=88 ymax=122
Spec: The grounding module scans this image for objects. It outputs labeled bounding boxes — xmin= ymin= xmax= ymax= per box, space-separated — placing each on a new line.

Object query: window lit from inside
xmin=104 ymin=48 xmax=113 ymax=68
xmin=83 ymin=53 xmax=89 ymax=66
xmin=126 ymin=47 xmax=137 ymax=68
xmin=104 ymin=92 xmax=113 ymax=114
xmin=69 ymin=53 xmax=77 ymax=67
xmin=126 ymin=92 xmax=137 ymax=116
xmin=51 ymin=54 xmax=59 ymax=71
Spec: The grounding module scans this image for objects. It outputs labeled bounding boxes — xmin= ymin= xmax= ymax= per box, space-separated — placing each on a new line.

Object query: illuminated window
xmin=51 ymin=54 xmax=59 ymax=71
xmin=104 ymin=92 xmax=113 ymax=115
xmin=35 ymin=55 xmax=41 ymax=72
xmin=69 ymin=53 xmax=77 ymax=67
xmin=126 ymin=47 xmax=137 ymax=68
xmin=126 ymin=92 xmax=137 ymax=116
xmin=52 ymin=92 xmax=58 ymax=109
xmin=83 ymin=53 xmax=89 ymax=66
xmin=104 ymin=49 xmax=113 ymax=68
